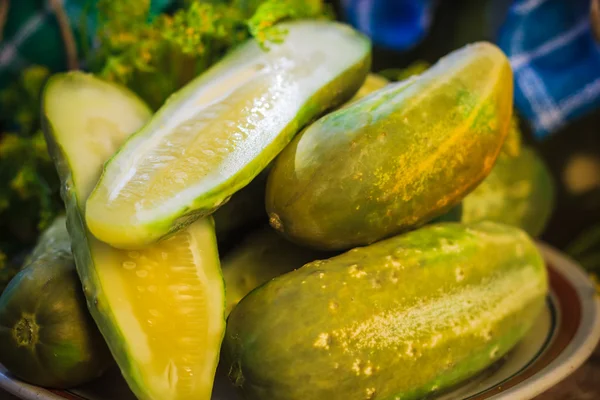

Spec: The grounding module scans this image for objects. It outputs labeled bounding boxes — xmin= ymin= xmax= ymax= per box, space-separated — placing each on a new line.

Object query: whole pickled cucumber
xmin=223 ymin=222 xmax=547 ymax=400
xmin=266 ymin=42 xmax=513 ymax=250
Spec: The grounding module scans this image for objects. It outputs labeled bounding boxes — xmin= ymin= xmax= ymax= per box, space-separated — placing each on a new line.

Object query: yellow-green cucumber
xmin=266 ymin=42 xmax=513 ymax=250
xmin=223 ymin=222 xmax=548 ymax=400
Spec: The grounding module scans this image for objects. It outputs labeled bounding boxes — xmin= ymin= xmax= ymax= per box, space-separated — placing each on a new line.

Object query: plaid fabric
xmin=341 ymin=0 xmax=600 ymax=139
xmin=0 ymin=0 xmax=71 ymax=89
xmin=0 ymin=0 xmax=172 ymax=89
xmin=498 ymin=0 xmax=600 ymax=139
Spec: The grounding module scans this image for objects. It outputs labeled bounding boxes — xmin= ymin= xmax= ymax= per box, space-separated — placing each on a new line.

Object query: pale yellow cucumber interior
xmin=90 ymin=222 xmax=223 ymax=399
xmin=44 ymin=73 xmax=151 ymax=202
xmin=86 ymin=21 xmax=370 ymax=245
xmin=44 ymin=73 xmax=225 ymax=400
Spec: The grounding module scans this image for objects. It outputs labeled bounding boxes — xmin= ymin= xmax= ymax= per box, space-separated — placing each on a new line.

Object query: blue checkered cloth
xmin=341 ymin=0 xmax=600 ymax=139
xmin=498 ymin=0 xmax=600 ymax=138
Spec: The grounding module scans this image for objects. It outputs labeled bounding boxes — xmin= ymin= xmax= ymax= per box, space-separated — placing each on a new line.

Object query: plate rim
xmin=0 ymin=243 xmax=598 ymax=400
xmin=0 ymin=373 xmax=71 ymax=400
xmin=488 ymin=242 xmax=600 ymax=399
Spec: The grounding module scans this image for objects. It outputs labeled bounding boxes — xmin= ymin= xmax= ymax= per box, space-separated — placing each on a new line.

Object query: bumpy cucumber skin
xmin=85 ymin=21 xmax=372 ymax=250
xmin=222 ymin=227 xmax=334 ymax=315
xmin=462 ymin=147 xmax=555 ymax=237
xmin=223 ymin=222 xmax=548 ymax=400
xmin=266 ymin=42 xmax=513 ymax=250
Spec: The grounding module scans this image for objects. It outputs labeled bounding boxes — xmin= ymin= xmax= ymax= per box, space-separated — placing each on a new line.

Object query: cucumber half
xmin=85 ymin=20 xmax=372 ymax=249
xmin=43 ymin=72 xmax=225 ymax=400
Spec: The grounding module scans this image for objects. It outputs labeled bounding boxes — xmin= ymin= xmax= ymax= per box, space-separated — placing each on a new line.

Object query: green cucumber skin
xmin=462 ymin=147 xmax=555 ymax=237
xmin=0 ymin=216 xmax=112 ymax=389
xmin=223 ymin=222 xmax=547 ymax=400
xmin=222 ymin=227 xmax=334 ymax=315
xmin=266 ymin=42 xmax=513 ymax=251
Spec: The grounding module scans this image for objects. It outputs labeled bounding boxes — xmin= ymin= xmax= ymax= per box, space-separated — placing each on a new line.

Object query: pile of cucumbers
xmin=0 ymin=20 xmax=554 ymax=400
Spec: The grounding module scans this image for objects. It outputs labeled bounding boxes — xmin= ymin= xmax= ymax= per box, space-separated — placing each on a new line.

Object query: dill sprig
xmin=93 ymin=0 xmax=330 ymax=109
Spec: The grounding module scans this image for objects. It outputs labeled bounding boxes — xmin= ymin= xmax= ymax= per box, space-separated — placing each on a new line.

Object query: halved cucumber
xmin=42 ymin=72 xmax=225 ymax=400
xmin=85 ymin=20 xmax=371 ymax=249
